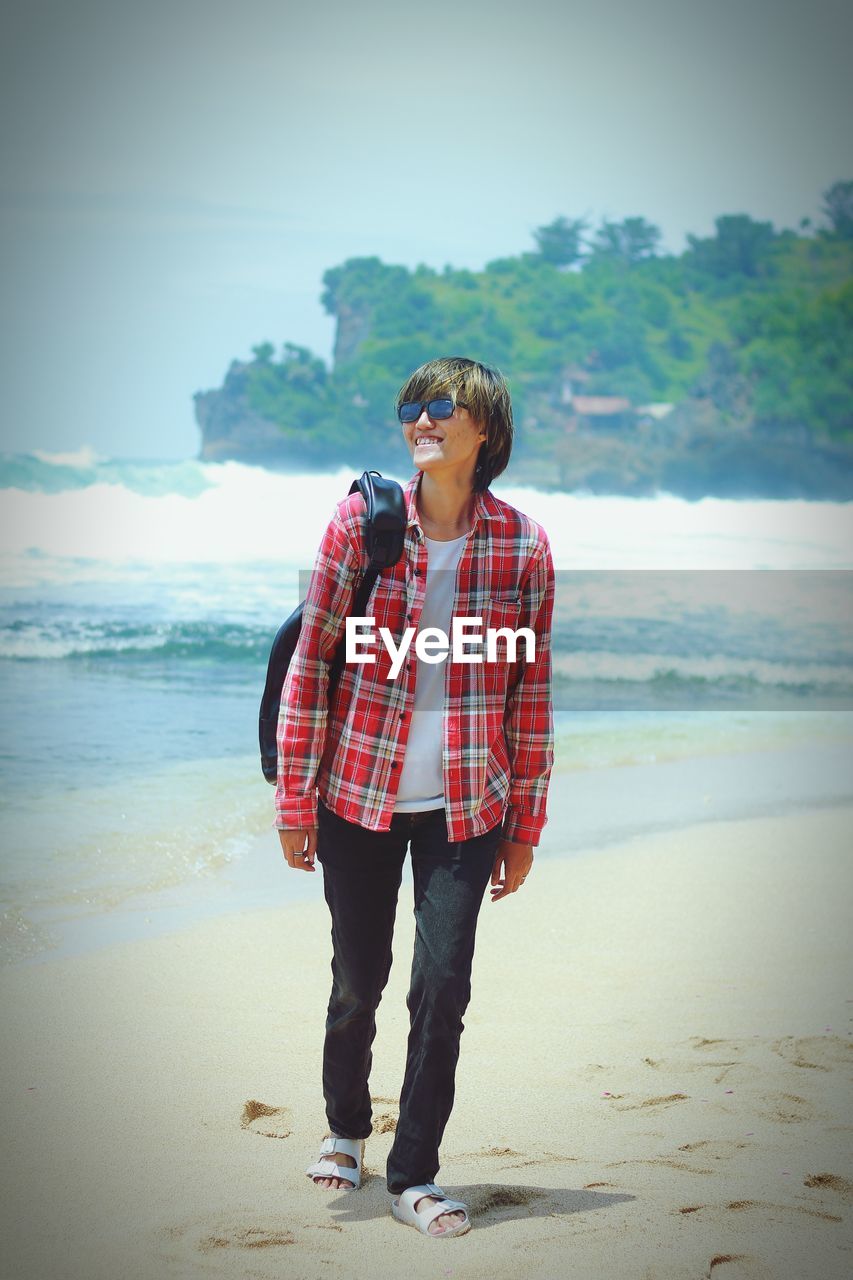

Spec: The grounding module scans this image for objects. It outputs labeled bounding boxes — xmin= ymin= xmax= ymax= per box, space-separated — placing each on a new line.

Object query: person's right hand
xmin=278 ymin=827 xmax=318 ymax=871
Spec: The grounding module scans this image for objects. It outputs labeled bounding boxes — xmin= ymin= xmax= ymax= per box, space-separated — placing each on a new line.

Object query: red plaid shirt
xmin=275 ymin=472 xmax=554 ymax=844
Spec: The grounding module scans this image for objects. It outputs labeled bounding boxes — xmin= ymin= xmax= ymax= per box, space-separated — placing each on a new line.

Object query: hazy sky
xmin=2 ymin=0 xmax=851 ymax=458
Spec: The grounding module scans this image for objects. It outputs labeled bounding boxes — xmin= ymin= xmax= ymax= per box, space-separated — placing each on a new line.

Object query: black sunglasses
xmin=398 ymin=397 xmax=468 ymax=424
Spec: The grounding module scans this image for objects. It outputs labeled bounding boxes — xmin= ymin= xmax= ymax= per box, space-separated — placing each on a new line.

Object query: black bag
xmin=259 ymin=470 xmax=407 ymax=783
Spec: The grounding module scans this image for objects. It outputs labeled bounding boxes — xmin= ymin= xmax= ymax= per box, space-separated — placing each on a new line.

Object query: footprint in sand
xmin=372 ymin=1111 xmax=398 ymax=1134
xmin=771 ymin=1033 xmax=852 ymax=1073
xmin=687 ymin=1036 xmax=756 ymax=1071
xmin=680 ymin=1199 xmax=842 ymax=1225
xmin=706 ymin=1254 xmax=775 ymax=1279
xmin=803 ymin=1171 xmax=853 ymax=1203
xmin=678 ymin=1138 xmax=751 ymax=1160
xmin=756 ymin=1092 xmax=814 ymax=1125
xmin=608 ymin=1150 xmax=714 ymax=1175
xmin=649 ymin=1037 xmax=764 ymax=1086
xmin=614 ymin=1093 xmax=690 ymax=1111
xmin=198 ymin=1225 xmax=296 ymax=1252
xmin=370 ymin=1095 xmax=399 ymax=1134
xmin=729 ymin=1197 xmax=842 ymax=1223
xmin=470 ymin=1146 xmax=579 ymax=1170
xmin=163 ymin=1218 xmax=296 ymax=1259
xmin=611 ymin=1137 xmax=751 ymax=1177
xmin=708 ymin=1064 xmax=743 ymax=1085
xmin=240 ymin=1099 xmax=292 ymax=1138
xmin=501 ymin=1152 xmax=580 ymax=1169
xmin=640 ymin=1257 xmax=773 ymax=1280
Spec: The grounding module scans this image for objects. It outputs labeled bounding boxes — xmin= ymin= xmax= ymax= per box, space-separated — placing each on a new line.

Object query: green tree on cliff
xmin=590 ymin=216 xmax=661 ymax=264
xmin=686 ymin=214 xmax=778 ymax=283
xmin=532 ymin=216 xmax=588 ymax=268
xmin=821 ymin=180 xmax=853 ymax=239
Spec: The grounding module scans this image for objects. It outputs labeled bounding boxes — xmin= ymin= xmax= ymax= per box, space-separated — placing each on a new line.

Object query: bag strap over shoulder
xmin=259 ymin=471 xmax=407 ymax=783
xmin=351 ymin=470 xmax=407 ymax=569
xmin=327 ymin=471 xmax=406 ymax=691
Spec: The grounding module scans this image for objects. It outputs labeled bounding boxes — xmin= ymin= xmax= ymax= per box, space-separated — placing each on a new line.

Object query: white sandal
xmin=391 ymin=1182 xmax=471 ymax=1237
xmin=305 ymin=1135 xmax=365 ymax=1190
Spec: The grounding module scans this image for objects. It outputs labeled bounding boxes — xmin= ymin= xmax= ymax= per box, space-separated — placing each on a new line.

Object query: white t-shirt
xmin=393 ymin=532 xmax=468 ymax=812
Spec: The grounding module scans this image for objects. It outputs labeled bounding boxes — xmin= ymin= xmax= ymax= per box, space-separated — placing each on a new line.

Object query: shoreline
xmin=1 ymin=803 xmax=851 ymax=1279
xmin=12 ymin=734 xmax=853 ymax=971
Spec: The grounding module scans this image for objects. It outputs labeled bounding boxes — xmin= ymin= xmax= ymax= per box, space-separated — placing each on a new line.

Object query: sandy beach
xmin=2 ymin=802 xmax=852 ymax=1280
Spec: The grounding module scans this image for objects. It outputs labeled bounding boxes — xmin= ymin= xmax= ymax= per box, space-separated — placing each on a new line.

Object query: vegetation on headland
xmin=194 ymin=181 xmax=853 ymax=496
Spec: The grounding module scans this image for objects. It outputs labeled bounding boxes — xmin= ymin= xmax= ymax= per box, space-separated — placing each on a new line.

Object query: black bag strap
xmin=352 ymin=470 xmax=407 ymax=568
xmin=327 ymin=471 xmax=407 ymax=693
xmin=259 ymin=470 xmax=407 ymax=783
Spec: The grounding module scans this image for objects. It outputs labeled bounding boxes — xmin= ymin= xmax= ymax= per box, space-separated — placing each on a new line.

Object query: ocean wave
xmin=2 ymin=616 xmax=850 ymax=701
xmin=554 ymin=650 xmax=853 ymax=689
xmin=1 ymin=450 xmax=214 ymax=498
xmin=1 ymin=454 xmax=853 ymax=572
xmin=32 ymin=446 xmax=104 ymax=468
xmin=0 ymin=461 xmax=358 ymax=571
xmin=0 ymin=618 xmax=272 ymax=663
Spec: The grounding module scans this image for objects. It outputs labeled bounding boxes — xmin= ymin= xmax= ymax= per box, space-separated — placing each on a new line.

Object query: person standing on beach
xmin=276 ymin=356 xmax=554 ymax=1238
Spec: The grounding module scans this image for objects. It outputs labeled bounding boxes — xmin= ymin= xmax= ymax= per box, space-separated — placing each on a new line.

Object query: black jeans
xmin=315 ymin=797 xmax=503 ymax=1195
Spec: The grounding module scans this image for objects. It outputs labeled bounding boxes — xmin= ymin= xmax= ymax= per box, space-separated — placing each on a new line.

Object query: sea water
xmin=1 ymin=451 xmax=852 ymax=963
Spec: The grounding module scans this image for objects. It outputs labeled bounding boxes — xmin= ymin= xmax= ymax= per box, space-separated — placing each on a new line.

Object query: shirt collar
xmin=404 ymin=471 xmax=505 ymax=539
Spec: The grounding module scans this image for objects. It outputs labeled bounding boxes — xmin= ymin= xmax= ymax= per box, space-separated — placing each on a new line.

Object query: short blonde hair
xmin=395 ymin=355 xmax=514 ymax=491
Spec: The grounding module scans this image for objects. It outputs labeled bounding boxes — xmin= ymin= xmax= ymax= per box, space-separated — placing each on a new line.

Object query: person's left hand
xmin=490 ymin=840 xmax=534 ymax=902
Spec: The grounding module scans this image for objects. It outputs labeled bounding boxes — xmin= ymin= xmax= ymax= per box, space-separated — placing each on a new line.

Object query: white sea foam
xmin=1 ymin=461 xmax=852 ymax=584
xmin=31 ymin=445 xmax=104 ymax=468
xmin=497 ymin=483 xmax=853 ymax=570
xmin=555 ymin=650 xmax=852 ymax=688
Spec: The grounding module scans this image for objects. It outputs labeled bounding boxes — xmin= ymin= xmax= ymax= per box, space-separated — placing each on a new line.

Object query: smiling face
xmin=402 ymin=399 xmax=487 ymax=487
xmin=395 ymin=356 xmax=514 ymax=493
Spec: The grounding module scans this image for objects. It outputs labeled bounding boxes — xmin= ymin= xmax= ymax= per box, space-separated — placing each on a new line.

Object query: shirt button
xmin=390 ymin=761 xmax=399 ymax=769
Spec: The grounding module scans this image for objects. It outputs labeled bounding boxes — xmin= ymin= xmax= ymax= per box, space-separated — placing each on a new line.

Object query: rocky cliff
xmin=195 ymin=362 xmax=285 ymax=464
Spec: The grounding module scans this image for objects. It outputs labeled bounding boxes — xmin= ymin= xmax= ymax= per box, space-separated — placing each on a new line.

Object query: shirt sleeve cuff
xmin=275 ymin=792 xmax=319 ymax=831
xmin=502 ymin=806 xmax=546 ymax=846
